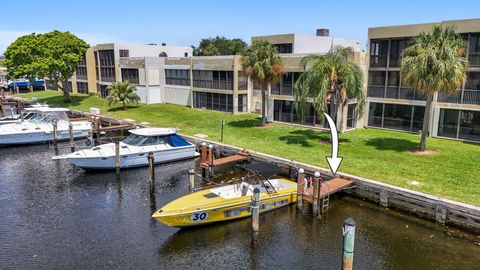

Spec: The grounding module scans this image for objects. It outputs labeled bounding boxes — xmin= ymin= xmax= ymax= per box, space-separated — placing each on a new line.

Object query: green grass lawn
xmin=16 ymin=90 xmax=480 ymax=205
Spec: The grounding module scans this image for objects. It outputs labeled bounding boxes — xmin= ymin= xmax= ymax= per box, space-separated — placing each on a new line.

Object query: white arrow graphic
xmin=323 ymin=112 xmax=343 ymax=175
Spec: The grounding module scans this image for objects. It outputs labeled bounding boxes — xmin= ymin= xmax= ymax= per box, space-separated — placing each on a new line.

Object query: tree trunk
xmin=123 ymin=101 xmax=127 ymax=110
xmin=62 ymin=79 xmax=72 ymax=103
xmin=261 ymin=89 xmax=267 ymax=126
xmin=329 ymin=94 xmax=337 ymax=129
xmin=419 ymin=92 xmax=434 ymax=152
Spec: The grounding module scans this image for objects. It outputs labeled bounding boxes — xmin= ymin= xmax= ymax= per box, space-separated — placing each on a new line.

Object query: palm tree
xmin=106 ymin=81 xmax=140 ymax=110
xmin=401 ymin=25 xmax=468 ymax=151
xmin=241 ymin=40 xmax=283 ymax=126
xmin=293 ymin=46 xmax=365 ymax=131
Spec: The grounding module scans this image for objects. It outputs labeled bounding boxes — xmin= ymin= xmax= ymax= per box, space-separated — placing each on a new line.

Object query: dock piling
xmin=69 ymin=122 xmax=75 ymax=152
xmin=296 ymin=168 xmax=305 ymax=209
xmin=251 ymin=188 xmax=260 ymax=235
xmin=188 ymin=169 xmax=195 ymax=193
xmin=115 ymin=141 xmax=120 ymax=174
xmin=208 ymin=144 xmax=214 ymax=177
xmin=220 ymin=118 xmax=225 ymax=143
xmin=148 ymin=152 xmax=155 ymax=192
xmin=52 ymin=122 xmax=58 ymax=146
xmin=312 ymin=172 xmax=321 ymax=216
xmin=342 ymin=218 xmax=356 ymax=270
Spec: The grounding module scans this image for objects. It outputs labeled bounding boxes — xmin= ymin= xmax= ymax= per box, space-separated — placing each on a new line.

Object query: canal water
xmin=0 ymin=142 xmax=479 ymax=269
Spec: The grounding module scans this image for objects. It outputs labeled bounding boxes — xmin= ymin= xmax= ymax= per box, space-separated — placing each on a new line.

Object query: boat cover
xmin=166 ymin=134 xmax=191 ymax=147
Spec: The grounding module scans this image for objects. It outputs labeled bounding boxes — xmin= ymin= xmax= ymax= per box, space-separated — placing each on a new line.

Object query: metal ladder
xmin=320 ymin=183 xmax=330 ymax=213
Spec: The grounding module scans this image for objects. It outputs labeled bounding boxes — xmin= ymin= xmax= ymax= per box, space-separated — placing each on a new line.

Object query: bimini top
xmin=128 ymin=128 xmax=177 ymax=137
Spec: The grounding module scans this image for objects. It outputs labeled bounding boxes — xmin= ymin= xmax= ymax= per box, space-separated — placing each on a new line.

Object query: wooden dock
xmin=200 ymin=151 xmax=249 ymax=168
xmin=303 ymin=177 xmax=353 ymax=201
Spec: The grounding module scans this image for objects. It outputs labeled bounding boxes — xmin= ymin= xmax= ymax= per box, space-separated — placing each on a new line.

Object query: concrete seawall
xmin=183 ymin=134 xmax=480 ymax=234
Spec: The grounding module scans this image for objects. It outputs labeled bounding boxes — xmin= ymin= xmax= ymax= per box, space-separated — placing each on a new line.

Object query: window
xmin=165 ymin=69 xmax=190 ymax=86
xmin=466 ymin=72 xmax=480 ymax=90
xmin=192 ymin=70 xmax=233 ymax=90
xmin=370 ymin=40 xmax=388 ymax=67
xmin=367 ymin=71 xmax=386 ymax=98
xmin=119 ymin=49 xmax=129 ymax=58
xmin=238 ymin=71 xmax=247 ymax=90
xmin=386 ymin=71 xmax=400 ymax=98
xmin=76 ymin=54 xmax=88 ymax=80
xmin=368 ymin=102 xmax=424 ymax=132
xmin=389 ymin=39 xmax=406 ymax=67
xmin=76 ymin=82 xmax=88 ymax=94
xmin=94 ymin=51 xmax=99 ymax=80
xmin=273 ymin=100 xmax=322 ymax=126
xmin=238 ymin=94 xmax=247 ymax=112
xmin=99 ymin=50 xmax=116 ymax=82
xmin=121 ymin=68 xmax=139 ymax=84
xmin=347 ymin=104 xmax=357 ymax=129
xmin=193 ymin=92 xmax=233 ymax=112
xmin=273 ymin=43 xmax=293 ymax=54
xmin=184 ymin=52 xmax=188 ymax=57
xmin=459 ymin=110 xmax=480 ymax=141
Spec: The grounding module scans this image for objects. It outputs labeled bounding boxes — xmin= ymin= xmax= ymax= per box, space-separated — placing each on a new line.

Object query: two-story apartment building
xmin=68 ymin=43 xmax=192 ymax=104
xmin=366 ymin=18 xmax=480 ymax=142
xmin=251 ymin=30 xmax=366 ymax=132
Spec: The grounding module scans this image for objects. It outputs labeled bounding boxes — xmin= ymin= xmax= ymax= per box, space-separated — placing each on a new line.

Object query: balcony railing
xmin=271 ymin=83 xmax=293 ymax=96
xmin=76 ymin=74 xmax=88 ymax=80
xmin=193 ymin=79 xmax=233 ymax=90
xmin=238 ymin=80 xmax=248 ymax=90
xmin=438 ymin=91 xmax=461 ymax=103
xmin=370 ymin=55 xmax=388 ymax=67
xmin=368 ymin=85 xmax=426 ymax=101
xmin=367 ymin=85 xmax=385 ymax=98
xmin=166 ymin=78 xmax=190 ymax=86
xmin=468 ymin=52 xmax=480 ymax=67
xmin=101 ymin=76 xmax=116 ymax=83
xmin=463 ymin=89 xmax=480 ymax=105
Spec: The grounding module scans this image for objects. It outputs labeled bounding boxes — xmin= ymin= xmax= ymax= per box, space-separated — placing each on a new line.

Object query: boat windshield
xmin=123 ymin=134 xmax=147 ymax=146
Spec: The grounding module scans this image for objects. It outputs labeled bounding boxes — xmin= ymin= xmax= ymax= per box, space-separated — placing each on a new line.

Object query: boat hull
xmin=65 ymin=145 xmax=196 ymax=169
xmin=153 ymin=187 xmax=297 ymax=227
xmin=0 ymin=129 xmax=90 ymax=145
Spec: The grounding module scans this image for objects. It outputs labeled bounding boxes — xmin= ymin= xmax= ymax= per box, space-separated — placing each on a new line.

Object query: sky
xmin=1 ymin=0 xmax=480 ymax=53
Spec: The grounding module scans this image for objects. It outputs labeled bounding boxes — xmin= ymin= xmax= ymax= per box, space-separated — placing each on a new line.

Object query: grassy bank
xmin=16 ymin=91 xmax=480 ymax=205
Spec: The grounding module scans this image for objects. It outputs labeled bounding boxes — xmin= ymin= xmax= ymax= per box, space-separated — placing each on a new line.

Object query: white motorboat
xmin=0 ymin=107 xmax=92 ymax=145
xmin=0 ymin=104 xmax=49 ymax=125
xmin=53 ymin=128 xmax=197 ymax=170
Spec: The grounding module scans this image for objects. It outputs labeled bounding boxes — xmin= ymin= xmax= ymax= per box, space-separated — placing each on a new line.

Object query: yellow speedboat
xmin=152 ymin=178 xmax=297 ymax=227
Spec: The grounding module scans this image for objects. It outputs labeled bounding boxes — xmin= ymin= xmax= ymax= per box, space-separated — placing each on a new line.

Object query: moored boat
xmin=53 ymin=127 xmax=197 ymax=169
xmin=0 ymin=107 xmax=91 ymax=145
xmin=152 ymin=178 xmax=297 ymax=227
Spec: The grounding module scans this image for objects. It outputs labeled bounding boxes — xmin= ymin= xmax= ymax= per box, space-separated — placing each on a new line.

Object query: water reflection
xmin=0 ymin=141 xmax=478 ymax=269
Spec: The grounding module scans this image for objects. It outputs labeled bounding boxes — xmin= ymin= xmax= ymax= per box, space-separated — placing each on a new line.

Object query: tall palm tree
xmin=241 ymin=40 xmax=283 ymax=126
xmin=401 ymin=25 xmax=468 ymax=151
xmin=293 ymin=46 xmax=365 ymax=131
xmin=106 ymin=81 xmax=140 ymax=110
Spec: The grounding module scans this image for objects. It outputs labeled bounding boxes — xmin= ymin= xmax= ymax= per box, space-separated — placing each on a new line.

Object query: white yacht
xmin=53 ymin=128 xmax=197 ymax=170
xmin=0 ymin=107 xmax=92 ymax=145
xmin=0 ymin=104 xmax=49 ymax=125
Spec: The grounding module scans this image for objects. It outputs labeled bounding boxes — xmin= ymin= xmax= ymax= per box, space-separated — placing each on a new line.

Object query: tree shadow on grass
xmin=107 ymin=105 xmax=141 ymax=112
xmin=279 ymin=129 xmax=350 ymax=147
xmin=34 ymin=95 xmax=89 ymax=107
xmin=365 ymin=137 xmax=418 ymax=152
xmin=227 ymin=118 xmax=261 ymax=128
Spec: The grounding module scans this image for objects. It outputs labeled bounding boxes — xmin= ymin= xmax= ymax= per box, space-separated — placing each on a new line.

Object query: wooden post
xmin=148 ymin=152 xmax=155 ymax=192
xmin=220 ymin=118 xmax=225 ymax=143
xmin=115 ymin=141 xmax=120 ymax=174
xmin=251 ymin=188 xmax=260 ymax=234
xmin=312 ymin=171 xmax=320 ymax=216
xmin=200 ymin=142 xmax=207 ymax=163
xmin=69 ymin=122 xmax=75 ymax=152
xmin=52 ymin=121 xmax=58 ymax=145
xmin=208 ymin=144 xmax=214 ymax=177
xmin=188 ymin=169 xmax=195 ymax=193
xmin=95 ymin=116 xmax=101 ymax=138
xmin=296 ymin=168 xmax=305 ymax=209
xmin=342 ymin=218 xmax=356 ymax=270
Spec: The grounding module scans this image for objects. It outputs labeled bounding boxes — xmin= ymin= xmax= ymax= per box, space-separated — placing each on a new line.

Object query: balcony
xmin=370 ymin=55 xmax=388 ymax=67
xmin=368 ymin=85 xmax=426 ymax=101
xmin=468 ymin=52 xmax=480 ymax=67
xmin=367 ymin=85 xmax=385 ymax=98
xmin=438 ymin=91 xmax=461 ymax=103
xmin=193 ymin=79 xmax=233 ymax=90
xmin=463 ymin=89 xmax=480 ymax=105
xmin=166 ymin=78 xmax=190 ymax=86
xmin=271 ymin=83 xmax=293 ymax=96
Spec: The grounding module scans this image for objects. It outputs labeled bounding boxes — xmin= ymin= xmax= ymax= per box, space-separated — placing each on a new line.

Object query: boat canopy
xmin=129 ymin=128 xmax=176 ymax=136
xmin=236 ymin=162 xmax=284 ymax=179
xmin=165 ymin=134 xmax=191 ymax=147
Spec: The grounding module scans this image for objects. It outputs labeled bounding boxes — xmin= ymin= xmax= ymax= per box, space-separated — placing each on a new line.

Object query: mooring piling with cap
xmin=188 ymin=169 xmax=195 ymax=193
xmin=52 ymin=121 xmax=58 ymax=146
xmin=342 ymin=217 xmax=356 ymax=270
xmin=251 ymin=188 xmax=260 ymax=236
xmin=296 ymin=168 xmax=305 ymax=209
xmin=69 ymin=122 xmax=75 ymax=152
